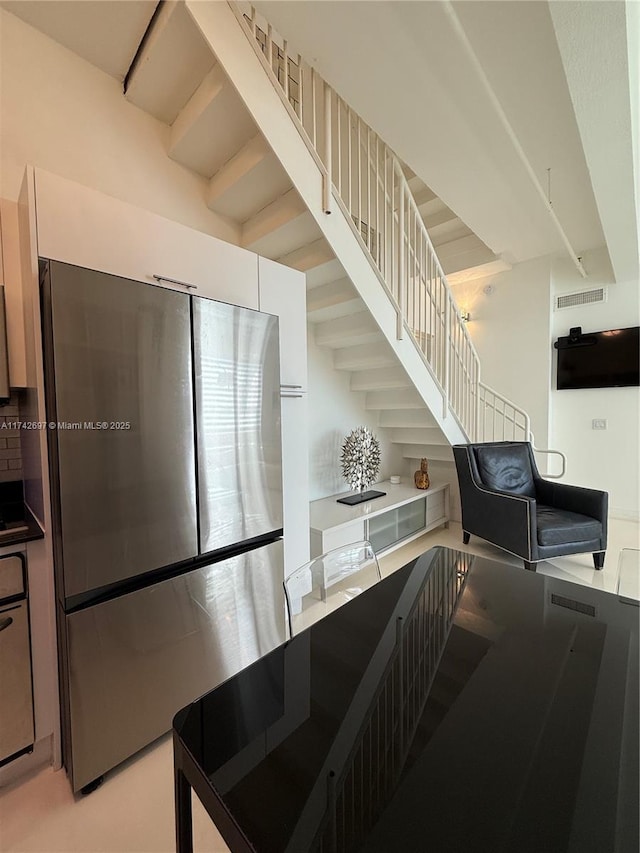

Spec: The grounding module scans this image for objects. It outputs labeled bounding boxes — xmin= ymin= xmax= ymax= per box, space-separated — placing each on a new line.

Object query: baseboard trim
xmin=610 ymin=507 xmax=640 ymax=523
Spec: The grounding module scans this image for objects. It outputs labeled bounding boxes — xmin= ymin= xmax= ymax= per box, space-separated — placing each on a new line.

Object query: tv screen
xmin=555 ymin=326 xmax=640 ymax=390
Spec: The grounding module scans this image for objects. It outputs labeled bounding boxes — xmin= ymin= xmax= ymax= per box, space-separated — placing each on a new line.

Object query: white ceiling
xmin=2 ymin=0 xmax=637 ymax=282
xmin=254 ymin=0 xmax=638 ymax=282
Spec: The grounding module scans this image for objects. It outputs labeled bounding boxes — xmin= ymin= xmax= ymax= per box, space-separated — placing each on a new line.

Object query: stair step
xmin=125 ymin=2 xmax=215 ymax=125
xmin=365 ymin=389 xmax=425 ymax=410
xmin=416 ymin=196 xmax=448 ymax=219
xmin=429 ymin=674 xmax=461 ymax=709
xmin=429 ymin=217 xmax=475 ymax=246
xmin=350 ymin=367 xmax=410 ymax=392
xmin=438 ymin=655 xmax=480 ymax=685
xmin=333 ymin=343 xmax=397 ymax=372
xmin=446 ymin=258 xmax=511 ymax=286
xmin=378 ymin=409 xmax=438 ymax=429
xmin=242 ymin=188 xmax=306 ymax=247
xmin=278 ymin=238 xmax=335 ymax=273
xmin=443 ymin=244 xmax=497 ymax=276
xmin=428 ymin=220 xmax=470 ymax=245
xmin=169 ymin=64 xmax=256 ymax=178
xmin=244 ymin=210 xmax=321 ymax=259
xmin=405 ymin=173 xmax=423 ymax=194
xmin=306 ymin=279 xmax=364 ymax=323
xmin=390 ymin=427 xmax=449 ymax=446
xmin=422 ymin=207 xmax=459 ymax=231
xmin=207 ymin=135 xmax=291 ymax=222
xmin=401 ymin=445 xmax=454 ymax=462
xmin=315 ymin=311 xmax=382 ymax=349
xmin=434 ymin=233 xmax=483 ymax=259
xmin=305 ymin=257 xmax=345 ymax=287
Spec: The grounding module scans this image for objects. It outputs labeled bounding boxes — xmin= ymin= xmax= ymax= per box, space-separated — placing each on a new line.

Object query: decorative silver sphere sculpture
xmin=341 ymin=426 xmax=381 ymax=494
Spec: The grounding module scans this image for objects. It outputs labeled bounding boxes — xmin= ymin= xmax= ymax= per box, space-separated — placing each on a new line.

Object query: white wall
xmin=452 ymin=256 xmax=553 ymax=452
xmin=0 ymin=8 xmax=238 ymax=243
xmin=551 ymin=248 xmax=640 ymax=519
xmin=307 ymin=325 xmax=405 ymax=500
xmin=453 ymin=247 xmax=639 ymax=519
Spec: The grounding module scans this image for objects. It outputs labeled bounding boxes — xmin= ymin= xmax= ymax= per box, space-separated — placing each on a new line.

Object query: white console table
xmin=309 ymin=480 xmax=449 ymax=558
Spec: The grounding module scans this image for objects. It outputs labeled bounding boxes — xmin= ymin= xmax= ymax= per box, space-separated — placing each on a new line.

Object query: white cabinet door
xmin=281 ymin=394 xmax=310 ymax=577
xmin=0 ymin=204 xmax=4 ymax=285
xmin=34 ymin=170 xmax=259 ymax=308
xmin=257 ymin=256 xmax=309 ymax=577
xmin=0 ymin=199 xmax=28 ymax=387
xmin=258 ymin=256 xmax=307 ymax=389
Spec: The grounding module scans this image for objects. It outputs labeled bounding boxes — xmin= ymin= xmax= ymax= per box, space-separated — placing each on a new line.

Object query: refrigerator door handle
xmin=152 ymin=274 xmax=198 ymax=291
xmin=0 ymin=616 xmax=13 ymax=632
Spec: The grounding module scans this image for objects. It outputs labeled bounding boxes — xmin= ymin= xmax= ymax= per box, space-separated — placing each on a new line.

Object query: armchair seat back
xmin=473 ymin=443 xmax=536 ymax=497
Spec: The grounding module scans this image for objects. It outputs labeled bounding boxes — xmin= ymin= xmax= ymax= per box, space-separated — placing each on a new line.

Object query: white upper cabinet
xmin=257 ymin=256 xmax=307 ymax=390
xmin=0 ymin=206 xmax=4 ymax=286
xmin=33 ymin=170 xmax=259 ymax=308
xmin=0 ymin=199 xmax=28 ymax=388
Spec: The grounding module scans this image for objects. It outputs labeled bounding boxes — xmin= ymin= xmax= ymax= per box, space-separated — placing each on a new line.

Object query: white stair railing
xmin=232 ymin=2 xmax=531 ymax=445
xmin=477 ymin=384 xmax=530 ymax=443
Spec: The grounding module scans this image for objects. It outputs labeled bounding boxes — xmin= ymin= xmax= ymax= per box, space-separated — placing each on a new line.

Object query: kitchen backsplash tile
xmin=0 ymin=392 xmax=23 ymax=482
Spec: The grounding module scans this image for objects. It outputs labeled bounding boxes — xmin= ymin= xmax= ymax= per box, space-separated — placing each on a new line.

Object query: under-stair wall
xmin=307 ymin=330 xmax=405 ymax=500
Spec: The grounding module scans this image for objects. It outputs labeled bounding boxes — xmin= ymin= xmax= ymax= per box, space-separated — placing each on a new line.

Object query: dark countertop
xmin=173 ymin=546 xmax=639 ymax=853
xmin=0 ymin=481 xmax=45 ymax=547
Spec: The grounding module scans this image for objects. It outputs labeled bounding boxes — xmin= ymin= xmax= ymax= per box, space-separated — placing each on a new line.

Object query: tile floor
xmin=1 ymin=519 xmax=638 ymax=853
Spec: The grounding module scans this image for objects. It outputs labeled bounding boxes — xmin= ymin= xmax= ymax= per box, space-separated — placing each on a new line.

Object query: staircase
xmin=401 ymin=166 xmax=503 ymax=280
xmin=122 ymin=0 xmax=535 ymax=478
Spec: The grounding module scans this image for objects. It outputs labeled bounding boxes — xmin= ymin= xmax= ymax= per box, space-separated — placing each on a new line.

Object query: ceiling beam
xmin=549 ymin=1 xmax=639 ymax=283
xmin=442 ymin=1 xmax=586 ymax=278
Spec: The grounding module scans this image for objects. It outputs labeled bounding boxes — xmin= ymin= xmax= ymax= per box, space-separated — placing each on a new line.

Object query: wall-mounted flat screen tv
xmin=554 ymin=326 xmax=640 ymax=390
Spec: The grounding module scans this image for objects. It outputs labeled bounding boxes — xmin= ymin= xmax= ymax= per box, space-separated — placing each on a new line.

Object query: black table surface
xmin=173 ymin=546 xmax=639 ymax=853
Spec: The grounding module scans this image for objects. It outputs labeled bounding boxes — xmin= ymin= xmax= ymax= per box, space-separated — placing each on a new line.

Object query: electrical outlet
xmin=592 ymin=419 xmax=607 ymax=430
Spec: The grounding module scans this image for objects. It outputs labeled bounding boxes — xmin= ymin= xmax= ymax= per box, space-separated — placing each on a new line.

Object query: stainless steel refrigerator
xmin=41 ymin=260 xmax=286 ymax=793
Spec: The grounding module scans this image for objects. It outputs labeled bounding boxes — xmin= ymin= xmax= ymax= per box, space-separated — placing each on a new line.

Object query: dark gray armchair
xmin=453 ymin=442 xmax=608 ymax=571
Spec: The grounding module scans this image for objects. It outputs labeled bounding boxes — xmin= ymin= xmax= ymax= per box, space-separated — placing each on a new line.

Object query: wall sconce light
xmin=460 ymin=311 xmax=471 ymax=323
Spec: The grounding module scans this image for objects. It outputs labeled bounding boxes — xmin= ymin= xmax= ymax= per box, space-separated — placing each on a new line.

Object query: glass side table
xmin=616 ymin=548 xmax=639 ymax=605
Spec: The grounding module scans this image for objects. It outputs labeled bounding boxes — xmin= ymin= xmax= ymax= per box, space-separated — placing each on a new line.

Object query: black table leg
xmin=174 ymin=762 xmax=193 ymax=853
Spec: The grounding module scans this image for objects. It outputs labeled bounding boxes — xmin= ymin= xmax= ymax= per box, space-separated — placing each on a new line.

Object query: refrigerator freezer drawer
xmin=0 ymin=600 xmax=35 ymax=762
xmin=64 ymin=540 xmax=285 ymax=792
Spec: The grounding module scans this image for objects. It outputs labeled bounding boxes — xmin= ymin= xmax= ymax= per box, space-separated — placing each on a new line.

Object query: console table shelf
xmin=310 ymin=481 xmax=449 ymax=558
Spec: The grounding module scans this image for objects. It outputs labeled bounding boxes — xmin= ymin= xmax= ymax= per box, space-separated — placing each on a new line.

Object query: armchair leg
xmin=593 ymin=552 xmax=605 ymax=570
xmin=523 ymin=561 xmax=536 ymax=572
xmin=462 ymin=531 xmax=470 ymax=545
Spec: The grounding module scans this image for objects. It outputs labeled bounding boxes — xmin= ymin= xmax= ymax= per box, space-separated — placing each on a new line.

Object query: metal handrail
xmin=532 ymin=448 xmax=567 ymax=479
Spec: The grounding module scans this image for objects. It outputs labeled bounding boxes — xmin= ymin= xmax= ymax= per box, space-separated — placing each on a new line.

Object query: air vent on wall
xmin=555 ymin=287 xmax=607 ymax=311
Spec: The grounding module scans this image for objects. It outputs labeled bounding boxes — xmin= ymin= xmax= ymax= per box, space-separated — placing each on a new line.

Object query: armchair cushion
xmin=474 ymin=444 xmax=536 ymax=497
xmin=536 ymin=505 xmax=603 ymax=547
